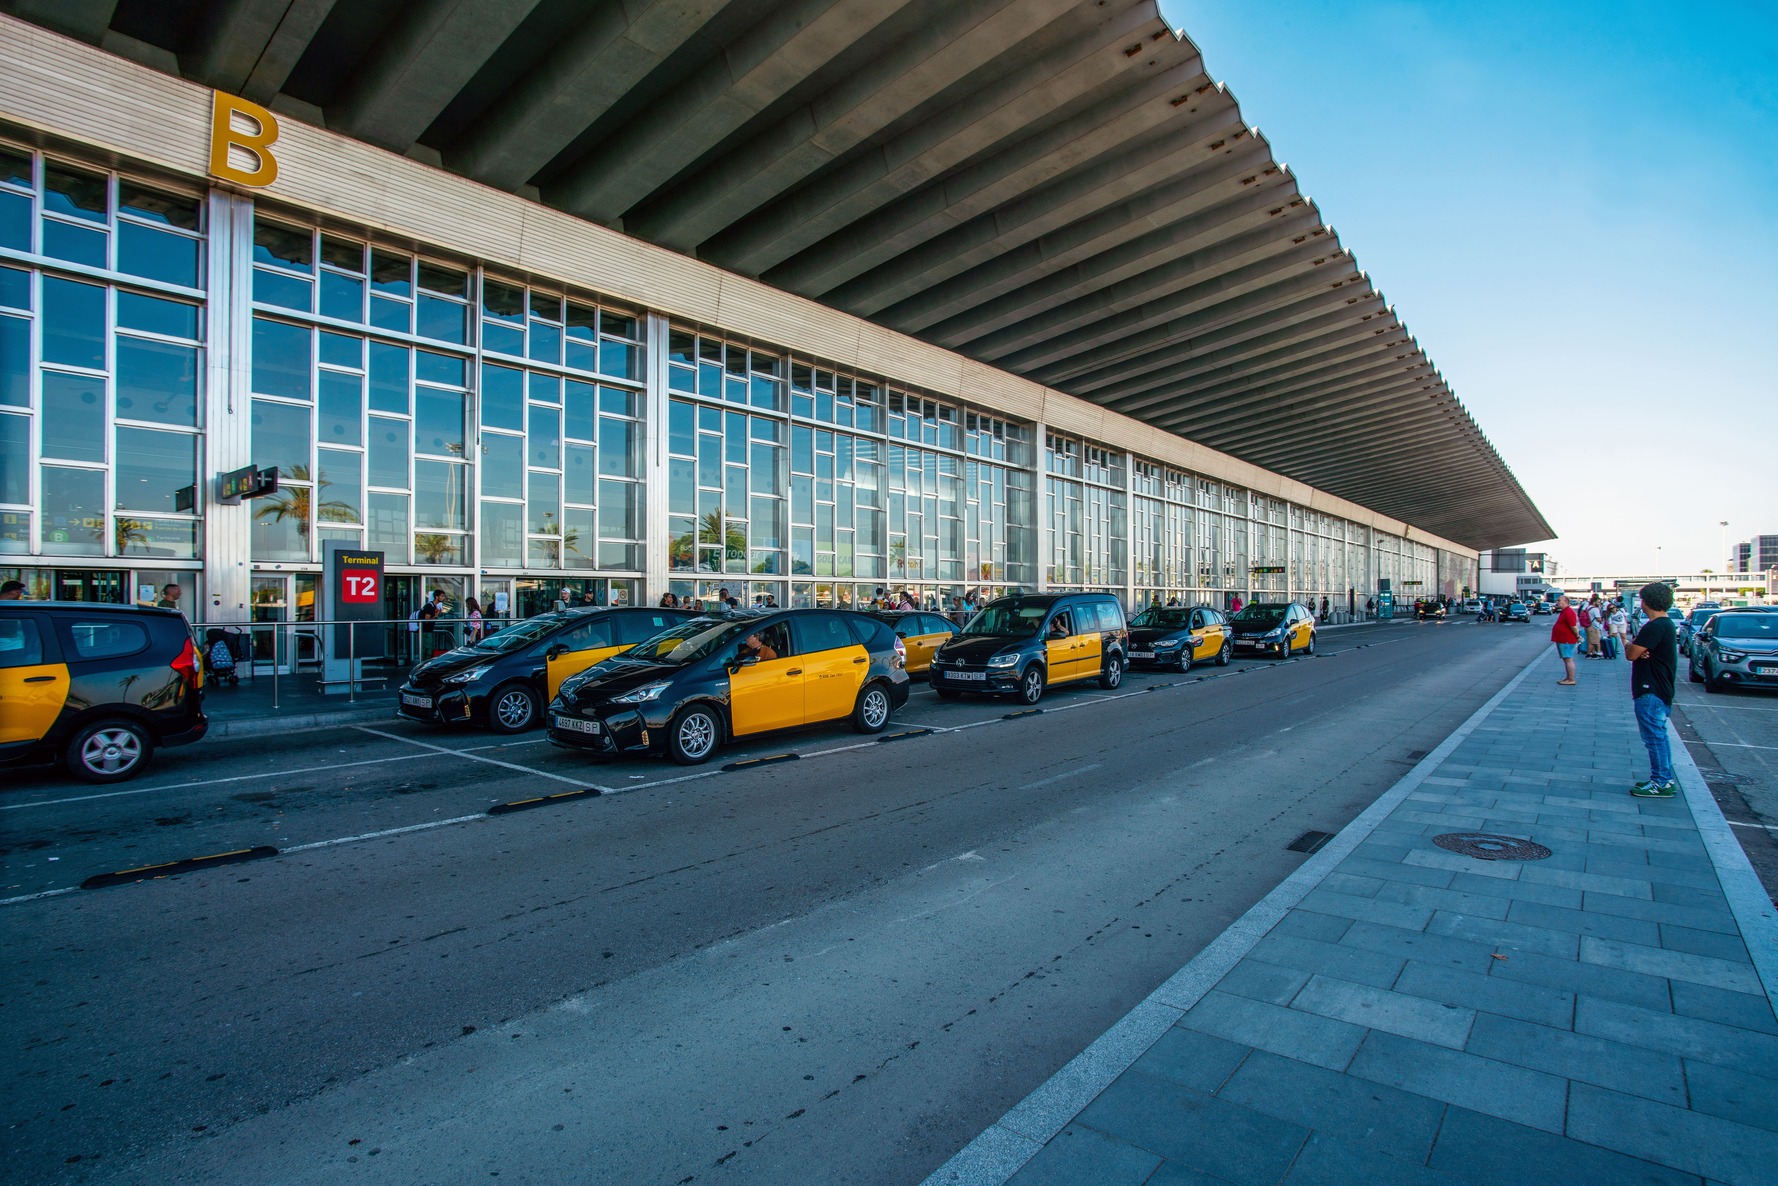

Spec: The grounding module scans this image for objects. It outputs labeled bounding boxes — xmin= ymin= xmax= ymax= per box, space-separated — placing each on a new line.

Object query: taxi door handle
xmin=786 ymin=668 xmax=803 ymax=676
xmin=24 ymin=675 xmax=57 ymax=683
xmin=853 ymin=657 xmax=867 ymax=664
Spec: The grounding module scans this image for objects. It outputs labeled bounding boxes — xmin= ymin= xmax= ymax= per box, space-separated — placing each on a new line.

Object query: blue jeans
xmin=1634 ymin=694 xmax=1674 ymax=784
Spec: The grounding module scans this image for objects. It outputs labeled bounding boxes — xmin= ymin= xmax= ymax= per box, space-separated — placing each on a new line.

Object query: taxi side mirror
xmin=546 ymin=643 xmax=568 ymax=660
xmin=727 ymin=655 xmax=757 ymax=673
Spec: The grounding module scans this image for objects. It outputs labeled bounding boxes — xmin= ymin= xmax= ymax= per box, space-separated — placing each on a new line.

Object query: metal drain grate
xmin=1433 ymin=833 xmax=1552 ymax=862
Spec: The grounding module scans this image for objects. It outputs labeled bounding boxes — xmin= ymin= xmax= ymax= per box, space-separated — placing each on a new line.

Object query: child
xmin=1625 ymin=582 xmax=1679 ymax=797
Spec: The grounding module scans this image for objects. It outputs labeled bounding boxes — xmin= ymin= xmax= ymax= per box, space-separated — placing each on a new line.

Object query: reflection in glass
xmin=119 ymin=222 xmax=200 ymax=288
xmin=599 ymin=479 xmax=637 ymax=540
xmin=480 ymin=363 xmax=523 ymax=430
xmin=563 ymin=507 xmax=595 ymax=569
xmin=481 ymin=432 xmax=521 ymax=499
xmin=368 ymin=492 xmax=408 ymax=557
xmin=115 ymin=427 xmax=195 ymax=513
xmin=316 ymin=448 xmax=363 ymax=524
xmin=599 ymin=417 xmax=635 ymax=477
xmin=415 ymin=387 xmax=465 ymax=457
xmin=253 ymin=219 xmax=312 ymax=270
xmin=44 ymin=164 xmax=107 ymax=221
xmin=251 ymin=317 xmax=311 ymax=399
xmin=480 ymin=500 xmax=521 ymax=566
xmin=41 ymin=371 xmax=105 ymax=461
xmin=318 ymin=370 xmax=364 ymax=446
xmin=40 ymin=465 xmax=105 ymax=555
xmin=0 ymin=411 xmax=27 ymax=503
xmin=368 ymin=416 xmax=408 ymax=488
xmin=250 ymin=399 xmax=311 ymax=474
xmin=117 ymin=292 xmax=199 ymax=339
xmin=0 ymin=191 xmax=25 ymax=252
xmin=414 ymin=460 xmax=466 ymax=530
xmin=565 ymin=443 xmax=595 ymax=504
xmin=529 ymin=403 xmax=561 ymax=467
xmin=42 ymin=277 xmax=106 ymax=369
xmin=319 ymin=331 xmax=362 ymax=368
xmin=319 ymin=271 xmax=364 ymax=321
xmin=368 ymin=342 xmax=409 ymax=413
xmin=417 ymin=295 xmax=466 ymax=344
xmin=416 ymin=350 xmax=464 ymax=387
xmin=120 ymin=184 xmax=200 ymax=229
xmin=529 ymin=471 xmax=560 ymax=530
xmin=116 ymin=337 xmax=200 ymax=426
xmin=0 ymin=315 xmax=26 ymax=407
xmin=42 ymin=219 xmax=107 ymax=267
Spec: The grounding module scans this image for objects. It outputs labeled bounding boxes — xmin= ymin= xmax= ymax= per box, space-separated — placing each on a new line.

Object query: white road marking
xmin=1728 ymin=820 xmax=1778 ymax=832
xmin=1018 ymin=763 xmax=1102 ymax=792
xmin=353 ymin=726 xmax=607 ymax=791
xmin=0 ymin=886 xmax=79 ymax=907
xmin=1705 ymin=742 xmax=1778 ymax=750
xmin=282 ymin=814 xmax=488 ymax=853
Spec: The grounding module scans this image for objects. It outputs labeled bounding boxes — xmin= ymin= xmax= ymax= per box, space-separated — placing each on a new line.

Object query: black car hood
xmin=1128 ymin=626 xmax=1193 ymax=647
xmin=409 ymin=646 xmax=502 ymax=686
xmin=1228 ymin=619 xmax=1285 ymax=638
xmin=556 ymin=657 xmax=682 ymax=707
xmin=936 ymin=635 xmax=1027 ymax=663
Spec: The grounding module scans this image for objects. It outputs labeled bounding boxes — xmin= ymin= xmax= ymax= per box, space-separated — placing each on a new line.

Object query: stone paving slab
xmin=925 ymin=646 xmax=1778 ymax=1186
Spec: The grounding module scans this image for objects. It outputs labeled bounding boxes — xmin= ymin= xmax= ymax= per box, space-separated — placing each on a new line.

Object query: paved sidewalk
xmin=926 ymin=647 xmax=1778 ymax=1186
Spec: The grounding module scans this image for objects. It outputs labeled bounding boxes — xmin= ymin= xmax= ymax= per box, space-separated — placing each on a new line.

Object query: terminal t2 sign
xmin=324 ymin=543 xmax=385 ymax=660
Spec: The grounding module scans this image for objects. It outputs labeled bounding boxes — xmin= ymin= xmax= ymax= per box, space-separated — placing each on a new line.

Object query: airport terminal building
xmin=0 ymin=1 xmax=1548 ymax=630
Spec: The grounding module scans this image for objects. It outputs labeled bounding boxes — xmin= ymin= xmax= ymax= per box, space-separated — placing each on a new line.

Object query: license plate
xmin=1130 ymin=651 xmax=1155 ymax=659
xmin=553 ymin=714 xmax=601 ymax=734
xmin=401 ymin=693 xmax=432 ymax=709
xmin=945 ymin=670 xmax=987 ymax=682
xmin=1752 ymin=663 xmax=1778 ymax=675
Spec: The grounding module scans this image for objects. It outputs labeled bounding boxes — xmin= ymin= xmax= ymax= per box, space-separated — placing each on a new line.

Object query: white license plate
xmin=553 ymin=714 xmax=601 ymax=734
xmin=1130 ymin=651 xmax=1155 ymax=659
xmin=945 ymin=670 xmax=987 ymax=682
xmin=1752 ymin=663 xmax=1778 ymax=675
xmin=402 ymin=694 xmax=432 ymax=708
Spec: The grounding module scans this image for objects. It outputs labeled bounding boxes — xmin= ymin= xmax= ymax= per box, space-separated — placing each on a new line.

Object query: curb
xmin=919 ymin=643 xmax=1553 ymax=1186
xmin=205 ymin=704 xmax=399 ymax=739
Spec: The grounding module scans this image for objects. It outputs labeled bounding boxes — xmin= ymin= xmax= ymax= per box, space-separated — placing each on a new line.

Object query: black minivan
xmin=927 ymin=592 xmax=1128 ymax=704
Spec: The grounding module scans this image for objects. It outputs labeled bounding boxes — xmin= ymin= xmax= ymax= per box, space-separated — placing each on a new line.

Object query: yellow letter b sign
xmin=209 ymin=92 xmax=280 ymax=187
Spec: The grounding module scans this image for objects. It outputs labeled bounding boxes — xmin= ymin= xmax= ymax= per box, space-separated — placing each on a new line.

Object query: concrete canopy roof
xmin=21 ymin=0 xmax=1552 ymax=549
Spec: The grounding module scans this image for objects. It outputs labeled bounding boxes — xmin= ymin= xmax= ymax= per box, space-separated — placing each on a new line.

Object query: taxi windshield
xmin=962 ymin=602 xmax=1048 ymax=636
xmin=625 ymin=617 xmax=756 ymax=666
xmin=1231 ymin=605 xmax=1287 ymax=627
xmin=471 ymin=614 xmax=568 ymax=653
xmin=1132 ymin=607 xmax=1193 ymax=629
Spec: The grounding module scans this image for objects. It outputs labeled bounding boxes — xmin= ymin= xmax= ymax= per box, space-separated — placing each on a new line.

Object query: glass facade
xmin=0 ymin=136 xmax=1471 ymax=618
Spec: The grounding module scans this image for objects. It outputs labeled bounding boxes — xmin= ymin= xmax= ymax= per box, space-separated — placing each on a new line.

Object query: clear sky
xmin=1158 ymin=1 xmax=1778 ymax=575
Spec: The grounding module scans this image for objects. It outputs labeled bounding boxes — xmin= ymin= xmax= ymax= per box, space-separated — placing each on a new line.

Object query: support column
xmin=1121 ymin=450 xmax=1135 ymax=611
xmin=642 ymin=312 xmax=672 ymax=602
xmin=1032 ymin=420 xmax=1048 ymax=592
xmin=201 ymin=191 xmax=255 ymax=623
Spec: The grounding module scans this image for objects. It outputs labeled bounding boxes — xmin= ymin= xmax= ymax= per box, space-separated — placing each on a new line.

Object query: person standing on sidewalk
xmin=1552 ymin=593 xmax=1580 ymax=684
xmin=1626 ymin=582 xmax=1679 ymax=797
xmin=1607 ymin=601 xmax=1629 ymax=659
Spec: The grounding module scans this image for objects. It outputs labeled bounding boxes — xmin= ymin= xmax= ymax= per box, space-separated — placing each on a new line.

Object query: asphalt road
xmin=0 ymin=619 xmax=1586 ymax=1185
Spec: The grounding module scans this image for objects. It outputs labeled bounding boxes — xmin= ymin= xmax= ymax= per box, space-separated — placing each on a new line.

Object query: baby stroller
xmin=203 ymin=627 xmax=246 ymax=687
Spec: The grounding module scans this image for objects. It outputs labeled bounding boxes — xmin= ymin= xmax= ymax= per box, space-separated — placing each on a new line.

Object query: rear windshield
xmin=1231 ymin=605 xmax=1287 ymax=627
xmin=1132 ymin=607 xmax=1192 ymax=629
xmin=1690 ymin=608 xmax=1723 ymax=625
xmin=962 ymin=601 xmax=1048 ymax=636
xmin=1714 ymin=614 xmax=1778 ymax=640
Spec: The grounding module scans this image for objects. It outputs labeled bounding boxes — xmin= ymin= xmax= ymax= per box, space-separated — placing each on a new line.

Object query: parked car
xmin=928 ymin=592 xmax=1129 ymax=705
xmin=398 ymin=606 xmax=695 ymax=733
xmin=860 ymin=609 xmax=959 ymax=676
xmin=1459 ymin=599 xmax=1483 ymax=615
xmin=1503 ymin=601 xmax=1531 ymax=622
xmin=1126 ymin=604 xmax=1231 ymax=671
xmin=1531 ymin=601 xmax=1553 ymax=615
xmin=1687 ymin=610 xmax=1778 ymax=693
xmin=1 ymin=602 xmax=206 ymax=783
xmin=1229 ymin=601 xmax=1317 ymax=658
xmin=1677 ymin=606 xmax=1726 ymax=658
xmin=547 ymin=609 xmax=909 ymax=764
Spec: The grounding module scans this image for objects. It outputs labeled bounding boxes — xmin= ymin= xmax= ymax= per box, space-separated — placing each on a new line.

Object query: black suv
xmin=1 ymin=602 xmax=206 ymax=783
xmin=928 ymin=592 xmax=1128 ymax=704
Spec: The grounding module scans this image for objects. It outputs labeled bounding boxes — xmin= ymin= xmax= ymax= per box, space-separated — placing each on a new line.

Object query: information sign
xmin=323 ymin=543 xmax=385 ymax=659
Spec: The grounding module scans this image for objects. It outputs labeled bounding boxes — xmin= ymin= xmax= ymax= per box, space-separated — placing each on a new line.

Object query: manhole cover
xmin=1432 ymin=833 xmax=1552 ymax=862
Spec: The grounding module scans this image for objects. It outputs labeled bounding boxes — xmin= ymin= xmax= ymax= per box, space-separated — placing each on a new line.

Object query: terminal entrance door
xmin=249 ymin=572 xmax=320 ymax=672
xmin=52 ymin=570 xmax=126 ymax=603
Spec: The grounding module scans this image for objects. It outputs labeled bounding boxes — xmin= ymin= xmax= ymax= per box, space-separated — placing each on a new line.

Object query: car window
xmin=844 ymin=614 xmax=892 ymax=650
xmin=0 ymin=618 xmax=45 ymax=667
xmin=1715 ymin=615 xmax=1778 ymax=640
xmin=614 ymin=612 xmax=679 ymax=646
xmin=793 ymin=613 xmax=855 ymax=655
xmin=65 ymin=619 xmax=150 ymax=660
xmin=893 ymin=617 xmax=922 ymax=638
xmin=923 ymin=615 xmax=951 ymax=635
xmin=1048 ymin=611 xmax=1073 ymax=637
xmin=556 ymin=618 xmax=614 ymax=651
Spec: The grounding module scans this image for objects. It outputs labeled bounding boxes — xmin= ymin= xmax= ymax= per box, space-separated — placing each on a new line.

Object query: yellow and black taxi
xmin=397 ymin=606 xmax=695 ymax=734
xmin=546 ymin=609 xmax=910 ymax=764
xmin=1228 ymin=601 xmax=1317 ymax=659
xmin=928 ymin=592 xmax=1128 ymax=705
xmin=1 ymin=601 xmax=206 ymax=783
xmin=859 ymin=609 xmax=961 ymax=675
xmin=1126 ymin=603 xmax=1232 ymax=671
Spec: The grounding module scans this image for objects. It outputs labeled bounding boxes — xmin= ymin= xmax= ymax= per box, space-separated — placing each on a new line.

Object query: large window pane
xmin=41 ymin=465 xmax=105 ymax=555
xmin=116 ymin=337 xmax=199 ymax=426
xmin=250 ymin=399 xmax=311 ymax=475
xmin=0 ymin=191 xmax=28 ymax=252
xmin=529 ymin=471 xmax=559 ymax=531
xmin=251 ymin=492 xmax=308 ymax=561
xmin=415 ymin=387 xmax=465 ymax=457
xmin=41 ymin=372 xmax=105 ymax=462
xmin=43 ymin=220 xmax=107 ymax=268
xmin=480 ymin=500 xmax=521 ymax=566
xmin=119 ymin=183 xmax=200 ymax=230
xmin=480 ymin=363 xmax=523 ymax=431
xmin=368 ymin=492 xmax=408 ymax=556
xmin=0 ymin=314 xmax=24 ymax=407
xmin=480 ymin=432 xmax=521 ymax=499
xmin=254 ymin=219 xmax=312 ymax=270
xmin=528 ymin=403 xmax=560 ymax=467
xmin=598 ymin=480 xmax=637 ymax=540
xmin=119 ymin=222 xmax=200 ymax=288
xmin=368 ymin=342 xmax=409 ymax=413
xmin=0 ymin=412 xmax=27 ymax=503
xmin=251 ymin=318 xmax=311 ymax=399
xmin=115 ymin=427 xmax=195 ymax=513
xmin=368 ymin=416 xmax=408 ymax=488
xmin=317 ymin=370 xmax=364 ymax=446
xmin=416 ymin=295 xmax=466 ymax=344
xmin=42 ymin=277 xmax=106 ymax=369
xmin=414 ymin=460 xmax=466 ymax=529
xmin=565 ymin=443 xmax=595 ymax=504
xmin=598 ymin=417 xmax=635 ymax=477
xmin=44 ymin=164 xmax=107 ymax=222
xmin=316 ymin=448 xmax=363 ymax=524
xmin=117 ymin=293 xmax=199 ymax=339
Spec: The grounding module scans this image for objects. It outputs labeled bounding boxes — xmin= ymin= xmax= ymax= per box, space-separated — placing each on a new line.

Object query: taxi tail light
xmin=172 ymin=637 xmax=201 ymax=690
xmin=893 ymin=637 xmax=907 ymax=669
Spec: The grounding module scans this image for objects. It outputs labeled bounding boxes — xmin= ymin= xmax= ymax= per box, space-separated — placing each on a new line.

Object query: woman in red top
xmin=1551 ymin=594 xmax=1580 ymax=685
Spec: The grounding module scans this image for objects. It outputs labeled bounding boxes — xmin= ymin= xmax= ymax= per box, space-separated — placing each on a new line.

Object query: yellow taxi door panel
xmin=1074 ymin=631 xmax=1102 ymax=681
xmin=1045 ymin=637 xmax=1073 ymax=681
xmin=802 ymin=643 xmax=868 ymax=724
xmin=0 ymin=662 xmax=68 ymax=743
xmin=905 ymin=632 xmax=945 ymax=673
xmin=729 ymin=656 xmax=804 ymax=736
xmin=546 ymin=643 xmax=629 ymax=701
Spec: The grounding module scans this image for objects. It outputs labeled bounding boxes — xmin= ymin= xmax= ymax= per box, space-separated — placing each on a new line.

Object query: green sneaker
xmin=1630 ymin=781 xmax=1677 ymax=799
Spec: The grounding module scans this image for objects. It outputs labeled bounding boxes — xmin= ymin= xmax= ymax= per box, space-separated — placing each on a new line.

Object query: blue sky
xmin=1159 ymin=1 xmax=1778 ymax=575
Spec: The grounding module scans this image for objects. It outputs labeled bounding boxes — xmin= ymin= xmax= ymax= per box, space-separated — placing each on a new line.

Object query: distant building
xmin=1731 ymin=535 xmax=1778 ymax=574
xmin=1477 ymin=550 xmax=1557 ymax=599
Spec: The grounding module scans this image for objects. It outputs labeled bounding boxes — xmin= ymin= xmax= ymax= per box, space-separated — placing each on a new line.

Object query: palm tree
xmin=113 ymin=517 xmax=151 ymax=554
xmin=254 ymin=464 xmax=356 ymax=544
xmin=414 ymin=534 xmax=455 ymax=564
xmin=699 ymin=510 xmax=745 ymax=570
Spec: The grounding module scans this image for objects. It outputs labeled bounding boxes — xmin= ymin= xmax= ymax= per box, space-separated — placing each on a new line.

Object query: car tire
xmin=1689 ymin=659 xmax=1703 ymax=683
xmin=1277 ymin=638 xmax=1292 ymax=660
xmin=1017 ymin=665 xmax=1046 ymax=705
xmin=1099 ymin=653 xmax=1124 ymax=690
xmin=1216 ymin=639 xmax=1232 ymax=667
xmin=667 ymin=703 xmax=723 ymax=765
xmin=487 ymin=683 xmax=539 ymax=734
xmin=1177 ymin=651 xmax=1193 ymax=674
xmin=851 ymin=682 xmax=893 ymax=733
xmin=1702 ymin=660 xmax=1724 ymax=694
xmin=65 ymin=718 xmax=154 ymax=784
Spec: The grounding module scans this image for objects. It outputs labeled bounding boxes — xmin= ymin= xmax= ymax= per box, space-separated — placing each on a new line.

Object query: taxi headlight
xmin=987 ymin=652 xmax=1019 ymax=667
xmin=1154 ymin=638 xmax=1182 ymax=649
xmin=612 ymin=680 xmax=671 ymax=704
xmin=441 ymin=664 xmax=494 ymax=684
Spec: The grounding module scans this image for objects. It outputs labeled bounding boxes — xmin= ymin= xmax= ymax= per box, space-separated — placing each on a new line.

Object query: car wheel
xmin=1689 ymin=659 xmax=1703 ymax=683
xmin=1099 ymin=653 xmax=1124 ymax=690
xmin=1177 ymin=651 xmax=1193 ymax=674
xmin=1702 ymin=660 xmax=1724 ymax=694
xmin=1017 ymin=665 xmax=1046 ymax=705
xmin=666 ymin=703 xmax=722 ymax=765
xmin=488 ymin=683 xmax=539 ymax=734
xmin=851 ymin=682 xmax=893 ymax=733
xmin=1216 ymin=639 xmax=1231 ymax=667
xmin=1306 ymin=632 xmax=1316 ymax=656
xmin=66 ymin=718 xmax=154 ymax=784
xmin=1276 ymin=638 xmax=1292 ymax=660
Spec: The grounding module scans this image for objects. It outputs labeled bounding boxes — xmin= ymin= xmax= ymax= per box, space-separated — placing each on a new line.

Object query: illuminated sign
xmin=209 ymin=92 xmax=280 ymax=188
xmin=219 ymin=465 xmax=278 ymax=503
xmin=1249 ymin=565 xmax=1286 ymax=574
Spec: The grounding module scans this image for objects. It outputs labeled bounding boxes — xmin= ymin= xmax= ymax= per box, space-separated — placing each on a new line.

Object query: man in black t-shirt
xmin=1625 ymin=582 xmax=1678 ymax=797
